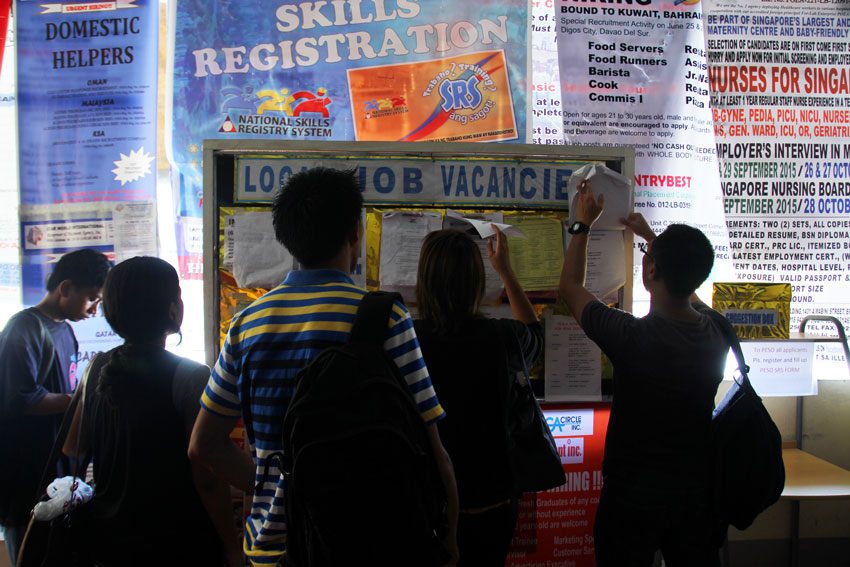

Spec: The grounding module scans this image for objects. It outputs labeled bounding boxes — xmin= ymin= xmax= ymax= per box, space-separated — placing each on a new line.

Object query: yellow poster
xmin=347 ymin=50 xmax=518 ymax=143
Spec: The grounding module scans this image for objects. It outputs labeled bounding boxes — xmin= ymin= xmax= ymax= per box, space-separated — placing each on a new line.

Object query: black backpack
xmin=262 ymin=291 xmax=448 ymax=567
xmin=710 ymin=313 xmax=785 ymax=534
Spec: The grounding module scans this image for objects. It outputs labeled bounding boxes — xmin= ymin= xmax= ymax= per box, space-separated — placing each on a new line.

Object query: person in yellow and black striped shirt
xmin=189 ymin=167 xmax=459 ymax=567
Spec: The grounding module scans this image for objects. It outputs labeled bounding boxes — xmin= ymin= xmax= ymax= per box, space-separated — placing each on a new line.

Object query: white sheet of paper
xmin=565 ymin=229 xmax=626 ymax=303
xmin=544 ymin=311 xmax=602 ymax=401
xmin=112 ymin=200 xmax=157 ymax=263
xmin=380 ymin=210 xmax=442 ymax=302
xmin=444 ymin=211 xmax=506 ymax=304
xmin=223 ymin=215 xmax=236 ymax=273
xmin=568 ymin=164 xmax=632 ymax=230
xmin=725 ymin=341 xmax=816 ymax=397
xmin=232 ymin=211 xmax=293 ymax=289
xmin=445 ymin=209 xmax=528 ymax=239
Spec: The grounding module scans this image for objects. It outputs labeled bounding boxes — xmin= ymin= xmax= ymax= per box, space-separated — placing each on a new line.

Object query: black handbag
xmin=17 ymin=355 xmax=101 ymax=567
xmin=505 ymin=334 xmax=567 ymax=493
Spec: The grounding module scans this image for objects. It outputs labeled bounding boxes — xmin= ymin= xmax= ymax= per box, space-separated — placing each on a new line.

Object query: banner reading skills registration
xmin=171 ymin=0 xmax=530 ymax=222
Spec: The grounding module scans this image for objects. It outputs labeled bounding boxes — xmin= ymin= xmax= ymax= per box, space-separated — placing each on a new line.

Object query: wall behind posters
xmin=2 ymin=0 xmax=846 ymax=559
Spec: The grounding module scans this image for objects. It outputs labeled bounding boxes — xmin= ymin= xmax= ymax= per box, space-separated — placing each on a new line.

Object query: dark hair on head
xmin=46 ymin=249 xmax=112 ymax=292
xmin=272 ymin=167 xmax=363 ymax=268
xmin=97 ymin=257 xmax=181 ymax=405
xmin=415 ymin=229 xmax=486 ymax=334
xmin=649 ymin=224 xmax=714 ymax=298
xmin=102 ymin=256 xmax=180 ymax=343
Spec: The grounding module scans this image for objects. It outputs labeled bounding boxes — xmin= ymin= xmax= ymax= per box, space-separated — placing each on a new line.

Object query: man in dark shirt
xmin=559 ymin=180 xmax=726 ymax=567
xmin=0 ymin=249 xmax=111 ymax=565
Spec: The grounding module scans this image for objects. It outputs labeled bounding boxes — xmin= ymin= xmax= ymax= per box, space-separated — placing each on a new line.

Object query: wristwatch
xmin=567 ymin=221 xmax=590 ymax=235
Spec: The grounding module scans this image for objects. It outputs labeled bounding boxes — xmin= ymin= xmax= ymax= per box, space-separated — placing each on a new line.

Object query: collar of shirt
xmin=282 ymin=269 xmax=354 ymax=287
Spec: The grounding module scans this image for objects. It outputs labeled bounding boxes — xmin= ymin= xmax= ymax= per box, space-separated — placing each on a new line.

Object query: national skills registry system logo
xmin=218 ymin=85 xmax=334 ymax=136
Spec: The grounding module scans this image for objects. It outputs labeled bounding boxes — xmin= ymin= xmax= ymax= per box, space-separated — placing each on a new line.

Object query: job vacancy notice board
xmin=202 ymin=140 xmax=634 ymax=566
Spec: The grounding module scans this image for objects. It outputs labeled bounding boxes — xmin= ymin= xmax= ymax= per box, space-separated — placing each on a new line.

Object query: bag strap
xmin=348 ymin=291 xmax=403 ymax=347
xmin=74 ymin=353 xmax=102 ymax=477
xmin=707 ymin=309 xmax=752 ymax=388
xmin=31 ymin=352 xmax=100 ymax=505
xmin=24 ymin=309 xmax=56 ymax=388
xmin=509 ymin=326 xmax=536 ymax=397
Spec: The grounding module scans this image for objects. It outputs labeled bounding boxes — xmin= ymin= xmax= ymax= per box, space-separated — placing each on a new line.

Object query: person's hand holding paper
xmin=445 ymin=209 xmax=527 ymax=239
xmin=567 ymin=164 xmax=631 ymax=230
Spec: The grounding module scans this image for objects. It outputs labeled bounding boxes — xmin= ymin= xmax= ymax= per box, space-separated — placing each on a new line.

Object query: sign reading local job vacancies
xmin=705 ymin=0 xmax=850 ymax=369
xmin=555 ymin=0 xmax=734 ymax=306
xmin=234 ymin=155 xmax=585 ymax=207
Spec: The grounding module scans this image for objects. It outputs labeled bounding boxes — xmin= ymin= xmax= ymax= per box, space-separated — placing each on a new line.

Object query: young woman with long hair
xmin=414 ymin=227 xmax=543 ymax=565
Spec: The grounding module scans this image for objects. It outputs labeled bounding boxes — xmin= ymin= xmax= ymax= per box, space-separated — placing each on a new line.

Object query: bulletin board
xmin=202 ymin=140 xmax=635 ymax=401
xmin=203 ymin=139 xmax=634 ymax=563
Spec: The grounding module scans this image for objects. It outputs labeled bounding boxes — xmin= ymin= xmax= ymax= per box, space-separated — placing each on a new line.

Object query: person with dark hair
xmin=62 ymin=256 xmax=241 ymax=567
xmin=559 ymin=180 xmax=726 ymax=567
xmin=0 ymin=248 xmax=111 ymax=565
xmin=414 ymin=227 xmax=542 ymax=566
xmin=189 ymin=166 xmax=459 ymax=566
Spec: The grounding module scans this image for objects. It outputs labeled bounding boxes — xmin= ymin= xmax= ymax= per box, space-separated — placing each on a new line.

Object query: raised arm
xmin=487 ymin=225 xmax=538 ymax=325
xmin=559 ymin=180 xmax=604 ymax=324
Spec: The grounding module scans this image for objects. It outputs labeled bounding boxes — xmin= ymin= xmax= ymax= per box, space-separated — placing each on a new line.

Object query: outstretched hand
xmin=487 ymin=225 xmax=512 ymax=276
xmin=575 ymin=180 xmax=604 ymax=226
xmin=619 ymin=212 xmax=655 ymax=242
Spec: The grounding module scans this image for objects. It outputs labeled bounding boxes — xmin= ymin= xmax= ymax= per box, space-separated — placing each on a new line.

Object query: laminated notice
xmin=712 ymin=282 xmax=792 ymax=339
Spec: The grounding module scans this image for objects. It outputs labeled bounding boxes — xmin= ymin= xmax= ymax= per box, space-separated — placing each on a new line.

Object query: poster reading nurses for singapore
xmin=171 ymin=0 xmax=530 ymax=219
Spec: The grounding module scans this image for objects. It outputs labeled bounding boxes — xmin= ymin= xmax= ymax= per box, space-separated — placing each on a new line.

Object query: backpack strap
xmin=348 ymin=291 xmax=403 ymax=347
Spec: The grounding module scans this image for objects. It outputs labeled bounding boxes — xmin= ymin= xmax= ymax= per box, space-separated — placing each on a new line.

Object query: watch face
xmin=569 ymin=222 xmax=589 ymax=234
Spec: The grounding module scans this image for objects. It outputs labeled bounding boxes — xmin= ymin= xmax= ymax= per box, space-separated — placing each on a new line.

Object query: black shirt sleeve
xmin=0 ymin=311 xmax=50 ymax=418
xmin=580 ymin=300 xmax=639 ymax=366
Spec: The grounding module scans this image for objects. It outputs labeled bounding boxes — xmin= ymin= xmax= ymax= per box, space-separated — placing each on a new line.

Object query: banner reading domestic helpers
xmin=16 ymin=0 xmax=158 ymax=206
xmin=555 ymin=0 xmax=733 ymax=306
xmin=704 ymin=0 xmax=850 ymax=375
xmin=15 ymin=0 xmax=158 ymax=367
xmin=170 ymin=0 xmax=529 ymax=226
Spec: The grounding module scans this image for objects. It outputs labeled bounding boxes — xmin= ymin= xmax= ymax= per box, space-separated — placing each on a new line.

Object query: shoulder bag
xmin=505 ymin=331 xmax=567 ymax=493
xmin=709 ymin=313 xmax=785 ymax=535
xmin=16 ymin=354 xmax=102 ymax=567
